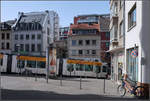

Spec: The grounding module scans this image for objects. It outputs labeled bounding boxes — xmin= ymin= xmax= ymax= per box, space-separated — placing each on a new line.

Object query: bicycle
xmin=117 ymin=77 xmax=146 ymax=99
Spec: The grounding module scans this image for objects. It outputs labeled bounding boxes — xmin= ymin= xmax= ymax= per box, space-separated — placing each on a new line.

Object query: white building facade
xmin=12 ymin=11 xmax=59 ymax=56
xmin=125 ymin=0 xmax=150 ymax=97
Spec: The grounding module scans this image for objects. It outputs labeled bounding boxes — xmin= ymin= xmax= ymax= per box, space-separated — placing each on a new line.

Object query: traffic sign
xmin=131 ymin=49 xmax=138 ymax=58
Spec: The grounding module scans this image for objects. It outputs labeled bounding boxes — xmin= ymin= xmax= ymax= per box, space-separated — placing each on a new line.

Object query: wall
xmin=68 ymin=34 xmax=101 ymax=59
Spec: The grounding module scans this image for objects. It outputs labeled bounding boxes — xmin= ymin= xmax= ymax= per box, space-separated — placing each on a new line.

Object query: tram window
xmin=0 ymin=59 xmax=3 ymax=66
xmin=37 ymin=61 xmax=45 ymax=68
xmin=27 ymin=61 xmax=36 ymax=68
xmin=19 ymin=60 xmax=25 ymax=68
xmin=102 ymin=66 xmax=107 ymax=72
xmin=79 ymin=64 xmax=84 ymax=71
xmin=75 ymin=64 xmax=80 ymax=71
xmin=85 ymin=65 xmax=93 ymax=71
xmin=95 ymin=66 xmax=101 ymax=73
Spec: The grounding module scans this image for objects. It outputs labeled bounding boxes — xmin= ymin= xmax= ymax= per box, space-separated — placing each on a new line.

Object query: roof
xmin=0 ymin=20 xmax=16 ymax=30
xmin=19 ymin=13 xmax=46 ymax=25
xmin=5 ymin=20 xmax=16 ymax=26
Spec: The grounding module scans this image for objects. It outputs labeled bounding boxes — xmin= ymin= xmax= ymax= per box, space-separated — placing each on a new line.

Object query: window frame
xmin=128 ymin=3 xmax=136 ymax=31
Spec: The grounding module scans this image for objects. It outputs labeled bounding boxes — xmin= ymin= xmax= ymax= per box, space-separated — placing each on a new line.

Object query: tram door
xmin=7 ymin=54 xmax=12 ymax=73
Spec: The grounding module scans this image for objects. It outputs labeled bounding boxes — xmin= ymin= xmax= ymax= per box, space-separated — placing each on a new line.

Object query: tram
xmin=0 ymin=54 xmax=109 ymax=78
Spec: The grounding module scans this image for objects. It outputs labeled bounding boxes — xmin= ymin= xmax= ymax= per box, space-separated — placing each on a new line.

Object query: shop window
xmin=126 ymin=47 xmax=138 ymax=81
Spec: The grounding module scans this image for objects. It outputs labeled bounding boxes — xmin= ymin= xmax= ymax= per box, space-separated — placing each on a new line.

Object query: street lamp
xmin=16 ymin=44 xmax=21 ymax=75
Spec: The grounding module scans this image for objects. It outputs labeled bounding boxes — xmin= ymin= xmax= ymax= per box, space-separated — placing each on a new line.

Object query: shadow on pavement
xmin=1 ymin=89 xmax=138 ymax=100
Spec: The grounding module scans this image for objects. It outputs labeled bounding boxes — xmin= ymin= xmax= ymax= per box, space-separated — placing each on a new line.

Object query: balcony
xmin=110 ymin=16 xmax=118 ymax=30
xmin=110 ymin=25 xmax=118 ymax=45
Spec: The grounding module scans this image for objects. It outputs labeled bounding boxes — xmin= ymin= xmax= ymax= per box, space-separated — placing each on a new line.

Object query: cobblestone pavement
xmin=1 ymin=74 xmax=145 ymax=100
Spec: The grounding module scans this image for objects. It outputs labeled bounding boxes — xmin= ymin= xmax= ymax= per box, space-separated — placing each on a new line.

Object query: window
xmin=31 ymin=44 xmax=35 ymax=52
xmin=85 ymin=50 xmax=90 ymax=55
xmin=127 ymin=48 xmax=138 ymax=81
xmin=37 ymin=44 xmax=41 ymax=52
xmin=103 ymin=66 xmax=107 ymax=72
xmin=78 ymin=40 xmax=83 ymax=45
xmin=72 ymin=40 xmax=76 ymax=46
xmin=14 ymin=44 xmax=17 ymax=52
xmin=26 ymin=35 xmax=29 ymax=40
xmin=37 ymin=34 xmax=41 ymax=39
xmin=25 ymin=44 xmax=29 ymax=52
xmin=15 ymin=34 xmax=18 ymax=40
xmin=6 ymin=43 xmax=9 ymax=49
xmin=128 ymin=4 xmax=136 ymax=29
xmin=20 ymin=35 xmax=24 ymax=40
xmin=119 ymin=21 xmax=123 ymax=36
xmin=92 ymin=50 xmax=96 ymax=55
xmin=78 ymin=50 xmax=83 ymax=55
xmin=1 ymin=43 xmax=4 ymax=49
xmin=48 ymin=20 xmax=50 ymax=24
xmin=2 ymin=33 xmax=5 ymax=40
xmin=72 ymin=50 xmax=76 ymax=56
xmin=37 ymin=61 xmax=46 ymax=68
xmin=0 ymin=58 xmax=3 ymax=66
xmin=92 ymin=40 xmax=96 ymax=45
xmin=106 ymin=42 xmax=109 ymax=48
xmin=105 ymin=32 xmax=110 ymax=38
xmin=20 ymin=44 xmax=24 ymax=51
xmin=32 ymin=35 xmax=35 ymax=40
xmin=86 ymin=40 xmax=90 ymax=45
xmin=47 ymin=28 xmax=49 ymax=35
xmin=6 ymin=33 xmax=10 ymax=40
xmin=27 ymin=61 xmax=36 ymax=68
xmin=120 ymin=0 xmax=124 ymax=9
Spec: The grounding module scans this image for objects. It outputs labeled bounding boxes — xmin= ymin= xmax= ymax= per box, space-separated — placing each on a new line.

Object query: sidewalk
xmin=1 ymin=75 xmax=136 ymax=100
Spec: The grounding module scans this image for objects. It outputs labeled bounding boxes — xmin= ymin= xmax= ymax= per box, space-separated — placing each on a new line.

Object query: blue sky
xmin=1 ymin=1 xmax=110 ymax=27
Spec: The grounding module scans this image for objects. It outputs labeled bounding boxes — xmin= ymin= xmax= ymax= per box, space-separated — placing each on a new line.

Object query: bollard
xmin=60 ymin=75 xmax=62 ymax=86
xmin=80 ymin=76 xmax=82 ymax=90
xmin=35 ymin=61 xmax=37 ymax=81
xmin=103 ymin=78 xmax=105 ymax=94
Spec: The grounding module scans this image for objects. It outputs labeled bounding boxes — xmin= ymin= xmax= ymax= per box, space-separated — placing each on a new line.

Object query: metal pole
xmin=60 ymin=74 xmax=62 ymax=86
xmin=0 ymin=58 xmax=2 ymax=100
xmin=80 ymin=75 xmax=82 ymax=90
xmin=46 ymin=46 xmax=50 ymax=83
xmin=103 ymin=78 xmax=105 ymax=94
xmin=35 ymin=61 xmax=37 ymax=81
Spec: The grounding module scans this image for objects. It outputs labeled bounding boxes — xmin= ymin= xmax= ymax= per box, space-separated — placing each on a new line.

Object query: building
xmin=68 ymin=14 xmax=110 ymax=62
xmin=109 ymin=0 xmax=125 ymax=82
xmin=125 ymin=0 xmax=150 ymax=97
xmin=12 ymin=11 xmax=59 ymax=56
xmin=0 ymin=20 xmax=16 ymax=54
xmin=99 ymin=16 xmax=110 ymax=63
xmin=59 ymin=27 xmax=69 ymax=41
xmin=110 ymin=0 xmax=150 ymax=98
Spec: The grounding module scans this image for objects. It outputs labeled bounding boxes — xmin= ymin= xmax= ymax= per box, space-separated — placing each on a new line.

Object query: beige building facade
xmin=68 ymin=34 xmax=101 ymax=61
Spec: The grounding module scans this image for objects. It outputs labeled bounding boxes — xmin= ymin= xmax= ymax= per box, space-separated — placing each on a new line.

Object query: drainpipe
xmin=123 ymin=0 xmax=126 ymax=75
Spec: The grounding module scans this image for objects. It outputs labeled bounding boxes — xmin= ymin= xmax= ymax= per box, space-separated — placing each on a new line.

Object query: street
xmin=0 ymin=74 xmax=140 ymax=100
